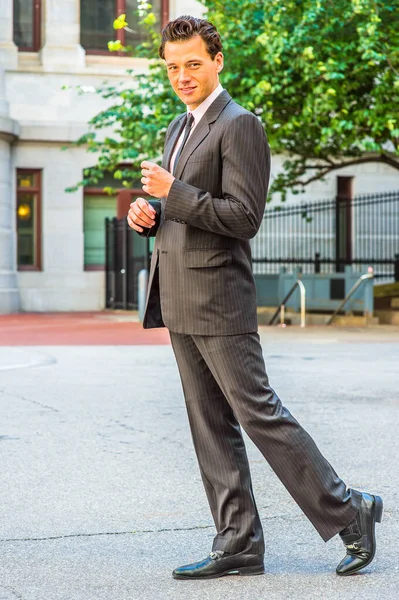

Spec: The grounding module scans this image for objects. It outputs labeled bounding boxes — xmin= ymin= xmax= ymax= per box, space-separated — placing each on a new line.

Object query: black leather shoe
xmin=172 ymin=550 xmax=265 ymax=580
xmin=336 ymin=492 xmax=383 ymax=576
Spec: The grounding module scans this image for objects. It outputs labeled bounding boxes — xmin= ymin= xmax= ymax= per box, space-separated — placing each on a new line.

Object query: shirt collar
xmin=188 ymin=83 xmax=224 ymax=125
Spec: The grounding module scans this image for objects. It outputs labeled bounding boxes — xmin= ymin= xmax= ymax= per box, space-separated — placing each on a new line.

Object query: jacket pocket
xmin=183 ymin=249 xmax=232 ymax=268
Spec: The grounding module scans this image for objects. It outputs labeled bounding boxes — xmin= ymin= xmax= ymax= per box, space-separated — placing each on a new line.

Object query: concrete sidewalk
xmin=0 ymin=327 xmax=398 ymax=599
xmin=0 ymin=311 xmax=398 ymax=346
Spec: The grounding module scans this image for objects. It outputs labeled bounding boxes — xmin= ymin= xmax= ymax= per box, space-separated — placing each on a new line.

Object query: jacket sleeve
xmin=164 ymin=113 xmax=270 ymax=239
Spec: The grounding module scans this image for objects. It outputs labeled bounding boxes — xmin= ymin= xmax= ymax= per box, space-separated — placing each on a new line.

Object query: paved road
xmin=0 ymin=326 xmax=398 ymax=599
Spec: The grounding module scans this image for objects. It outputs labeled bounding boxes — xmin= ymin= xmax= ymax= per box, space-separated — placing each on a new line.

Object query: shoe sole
xmin=173 ymin=564 xmax=265 ymax=580
xmin=337 ymin=495 xmax=383 ymax=577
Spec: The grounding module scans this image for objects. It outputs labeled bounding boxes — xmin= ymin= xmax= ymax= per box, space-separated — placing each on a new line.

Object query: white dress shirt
xmin=170 ymin=83 xmax=224 ymax=174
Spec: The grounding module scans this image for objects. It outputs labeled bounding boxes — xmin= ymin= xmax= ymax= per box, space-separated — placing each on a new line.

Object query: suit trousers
xmin=169 ymin=330 xmax=362 ymax=555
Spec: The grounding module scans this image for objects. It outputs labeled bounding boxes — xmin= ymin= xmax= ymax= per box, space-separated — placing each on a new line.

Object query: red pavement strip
xmin=0 ymin=313 xmax=171 ymax=346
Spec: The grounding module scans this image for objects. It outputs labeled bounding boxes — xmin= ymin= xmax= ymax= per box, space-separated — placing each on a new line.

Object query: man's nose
xmin=178 ymin=68 xmax=191 ymax=83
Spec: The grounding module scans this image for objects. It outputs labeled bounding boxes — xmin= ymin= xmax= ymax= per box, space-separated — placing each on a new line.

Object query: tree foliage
xmin=68 ymin=0 xmax=399 ymax=200
xmin=211 ymin=0 xmax=399 ymax=198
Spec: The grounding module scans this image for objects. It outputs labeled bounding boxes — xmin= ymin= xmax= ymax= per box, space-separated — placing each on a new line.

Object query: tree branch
xmin=291 ymin=168 xmax=333 ymax=187
xmin=291 ymin=154 xmax=399 ymax=187
xmin=387 ymin=56 xmax=399 ymax=77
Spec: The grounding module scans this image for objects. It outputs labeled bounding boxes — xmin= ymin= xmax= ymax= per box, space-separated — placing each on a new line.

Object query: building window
xmin=84 ymin=193 xmax=117 ymax=269
xmin=84 ymin=183 xmax=153 ymax=268
xmin=16 ymin=169 xmax=42 ymax=270
xmin=13 ymin=0 xmax=41 ymax=52
xmin=80 ymin=0 xmax=168 ymax=54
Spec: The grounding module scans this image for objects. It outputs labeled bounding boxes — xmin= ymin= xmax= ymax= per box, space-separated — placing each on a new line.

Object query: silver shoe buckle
xmin=346 ymin=542 xmax=360 ymax=551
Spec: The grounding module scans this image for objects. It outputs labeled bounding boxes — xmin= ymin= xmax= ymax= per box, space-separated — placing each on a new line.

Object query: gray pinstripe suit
xmin=143 ymin=90 xmax=361 ymax=553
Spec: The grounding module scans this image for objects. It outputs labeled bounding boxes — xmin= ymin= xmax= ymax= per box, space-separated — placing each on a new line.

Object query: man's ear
xmin=216 ymin=52 xmax=224 ymax=73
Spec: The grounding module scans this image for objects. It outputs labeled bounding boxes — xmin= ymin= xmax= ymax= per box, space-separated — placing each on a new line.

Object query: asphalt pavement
xmin=0 ymin=325 xmax=398 ymax=600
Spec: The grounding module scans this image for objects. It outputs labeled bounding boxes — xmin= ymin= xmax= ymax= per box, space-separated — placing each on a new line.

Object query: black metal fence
xmin=105 ymin=190 xmax=399 ymax=309
xmin=105 ymin=218 xmax=150 ymax=310
xmin=251 ymin=190 xmax=399 ymax=281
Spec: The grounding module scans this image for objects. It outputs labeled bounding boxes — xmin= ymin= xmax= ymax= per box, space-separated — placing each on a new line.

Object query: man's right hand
xmin=127 ymin=197 xmax=157 ymax=233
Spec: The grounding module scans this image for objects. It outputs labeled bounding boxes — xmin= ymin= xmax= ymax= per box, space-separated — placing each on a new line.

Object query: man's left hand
xmin=141 ymin=161 xmax=175 ymax=198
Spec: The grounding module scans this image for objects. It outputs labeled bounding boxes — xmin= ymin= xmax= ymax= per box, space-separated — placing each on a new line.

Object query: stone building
xmin=1 ymin=0 xmax=398 ymax=313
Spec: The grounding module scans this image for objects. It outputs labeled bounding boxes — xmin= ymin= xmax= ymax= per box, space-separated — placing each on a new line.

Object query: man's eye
xmin=168 ymin=66 xmax=177 ymax=71
xmin=190 ymin=63 xmax=200 ymax=68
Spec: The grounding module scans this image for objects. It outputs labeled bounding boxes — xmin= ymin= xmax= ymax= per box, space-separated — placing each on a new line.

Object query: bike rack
xmin=326 ymin=269 xmax=374 ymax=325
xmin=268 ymin=280 xmax=306 ymax=328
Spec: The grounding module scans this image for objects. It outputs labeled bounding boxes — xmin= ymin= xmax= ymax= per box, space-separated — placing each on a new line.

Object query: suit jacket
xmin=142 ymin=90 xmax=271 ymax=335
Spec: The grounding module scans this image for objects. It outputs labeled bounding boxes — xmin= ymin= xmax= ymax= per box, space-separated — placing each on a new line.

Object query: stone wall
xmin=1 ymin=0 xmax=398 ymax=312
xmin=0 ymin=0 xmax=206 ymax=312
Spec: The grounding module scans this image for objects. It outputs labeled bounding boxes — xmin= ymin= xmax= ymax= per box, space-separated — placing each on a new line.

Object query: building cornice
xmin=0 ymin=116 xmax=20 ymax=142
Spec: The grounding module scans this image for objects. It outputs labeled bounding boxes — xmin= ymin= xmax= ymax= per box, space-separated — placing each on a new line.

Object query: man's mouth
xmin=180 ymin=87 xmax=196 ymax=93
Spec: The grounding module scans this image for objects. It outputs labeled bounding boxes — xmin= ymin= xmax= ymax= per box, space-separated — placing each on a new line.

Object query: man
xmin=127 ymin=15 xmax=382 ymax=580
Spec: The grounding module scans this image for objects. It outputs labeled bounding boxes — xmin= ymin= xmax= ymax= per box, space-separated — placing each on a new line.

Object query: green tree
xmin=210 ymin=0 xmax=399 ymax=198
xmin=69 ymin=0 xmax=399 ymax=200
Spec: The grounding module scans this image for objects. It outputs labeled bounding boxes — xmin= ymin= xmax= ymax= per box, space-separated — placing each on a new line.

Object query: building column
xmin=0 ymin=64 xmax=20 ymax=313
xmin=0 ymin=0 xmax=18 ymax=69
xmin=40 ymin=0 xmax=85 ymax=71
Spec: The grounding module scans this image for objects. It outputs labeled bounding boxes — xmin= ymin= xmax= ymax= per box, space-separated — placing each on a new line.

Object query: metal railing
xmin=326 ymin=269 xmax=374 ymax=325
xmin=252 ymin=190 xmax=399 ymax=281
xmin=268 ymin=280 xmax=306 ymax=327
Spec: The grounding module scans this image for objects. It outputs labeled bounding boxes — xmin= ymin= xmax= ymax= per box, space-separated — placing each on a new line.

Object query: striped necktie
xmin=172 ymin=113 xmax=194 ymax=175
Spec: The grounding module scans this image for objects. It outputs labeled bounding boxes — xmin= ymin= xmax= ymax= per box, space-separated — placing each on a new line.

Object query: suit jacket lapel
xmin=173 ymin=90 xmax=232 ymax=180
xmin=162 ymin=114 xmax=186 ymax=170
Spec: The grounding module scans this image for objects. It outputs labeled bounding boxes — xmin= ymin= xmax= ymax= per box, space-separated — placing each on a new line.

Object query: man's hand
xmin=127 ymin=197 xmax=156 ymax=233
xmin=141 ymin=161 xmax=175 ymax=198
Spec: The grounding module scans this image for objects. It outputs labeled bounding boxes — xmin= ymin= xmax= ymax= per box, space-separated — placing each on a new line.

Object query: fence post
xmin=395 ymin=254 xmax=399 ymax=282
xmin=315 ymin=252 xmax=321 ymax=274
xmin=107 ymin=217 xmax=117 ymax=309
xmin=335 ymin=176 xmax=354 ymax=272
xmin=113 ymin=217 xmax=119 ymax=307
xmin=138 ymin=269 xmax=148 ymax=322
xmin=363 ymin=267 xmax=374 ymax=317
xmin=121 ymin=218 xmax=128 ymax=309
xmin=105 ymin=218 xmax=111 ymax=308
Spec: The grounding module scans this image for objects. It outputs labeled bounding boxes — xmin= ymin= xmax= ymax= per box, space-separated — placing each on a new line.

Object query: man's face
xmin=164 ymin=35 xmax=223 ymax=110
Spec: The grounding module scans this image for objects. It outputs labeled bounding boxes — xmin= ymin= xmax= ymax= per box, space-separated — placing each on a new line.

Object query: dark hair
xmin=159 ymin=15 xmax=222 ymax=60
